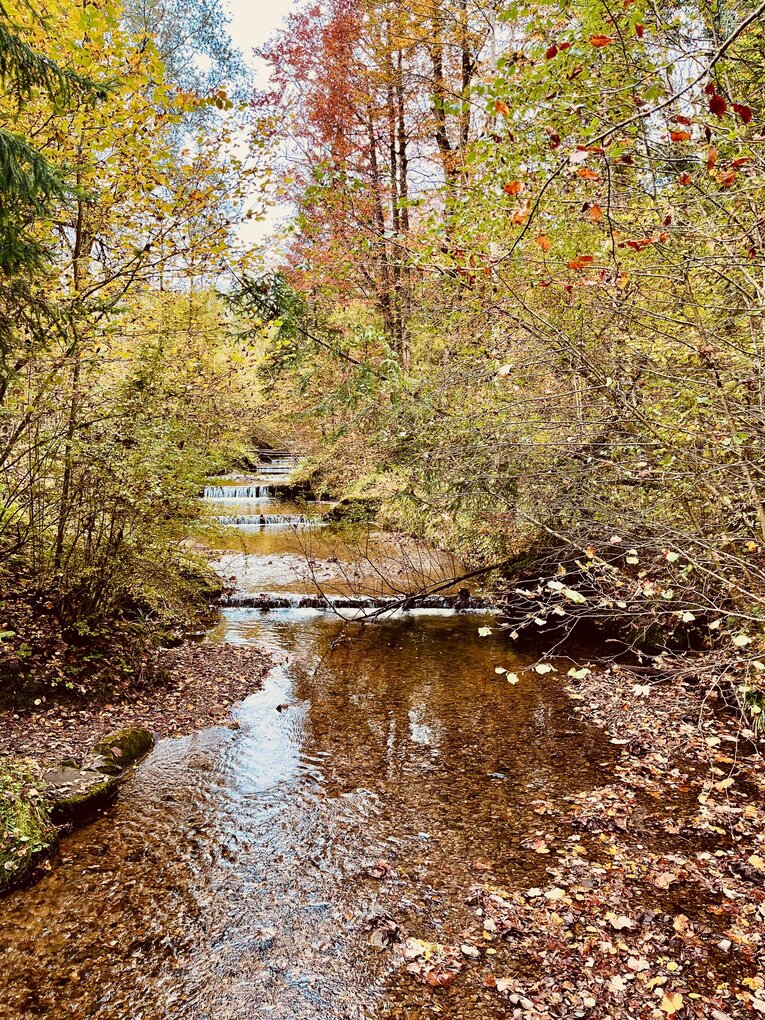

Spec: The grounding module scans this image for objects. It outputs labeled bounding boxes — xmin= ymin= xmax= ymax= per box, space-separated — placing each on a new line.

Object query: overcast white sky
xmin=225 ymin=0 xmax=296 ymax=73
xmin=222 ymin=0 xmax=298 ymax=253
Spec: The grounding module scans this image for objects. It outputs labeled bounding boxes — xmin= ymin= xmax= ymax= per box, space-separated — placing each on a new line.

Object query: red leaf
xmin=663 ymin=214 xmax=672 ymax=226
xmin=546 ymin=43 xmax=558 ymax=59
xmin=635 ymin=23 xmax=644 ymax=38
xmin=559 ymin=41 xmax=571 ymax=50
xmin=589 ymin=34 xmax=616 ymax=46
xmin=673 ymin=115 xmax=692 ymax=126
xmin=577 ymin=167 xmax=600 ymax=180
xmin=678 ymin=173 xmax=692 ymax=185
xmin=586 ymin=202 xmax=603 ymax=222
xmin=704 ymin=82 xmax=717 ymax=96
xmin=709 ymin=94 xmax=727 ymax=117
xmin=535 ymin=234 xmax=552 ymax=252
xmin=707 ymin=146 xmax=717 ymax=171
xmin=730 ymin=156 xmax=752 ymax=168
xmin=568 ymin=254 xmax=595 ymax=269
xmin=503 ymin=180 xmax=523 ymax=195
xmin=733 ymin=103 xmax=753 ymax=124
xmin=717 ymin=169 xmax=736 ymax=188
xmin=669 ymin=130 xmax=691 ymax=142
xmin=494 ymin=99 xmax=511 ymax=117
xmin=545 ymin=126 xmax=561 ymax=148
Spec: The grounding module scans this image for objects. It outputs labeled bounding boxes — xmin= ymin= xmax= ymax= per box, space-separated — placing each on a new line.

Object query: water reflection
xmin=0 ymin=543 xmax=612 ymax=1020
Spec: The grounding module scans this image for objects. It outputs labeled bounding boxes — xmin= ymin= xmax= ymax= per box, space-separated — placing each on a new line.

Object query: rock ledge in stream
xmin=44 ymin=727 xmax=154 ymax=823
xmin=42 ymin=767 xmax=119 ymax=823
xmin=222 ymin=591 xmax=490 ymax=611
xmin=90 ymin=727 xmax=154 ymax=775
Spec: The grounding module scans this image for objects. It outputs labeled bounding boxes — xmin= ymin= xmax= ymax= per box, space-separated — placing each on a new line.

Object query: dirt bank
xmin=0 ymin=641 xmax=270 ymax=762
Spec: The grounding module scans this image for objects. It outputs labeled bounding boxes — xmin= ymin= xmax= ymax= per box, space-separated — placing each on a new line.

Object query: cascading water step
xmin=216 ymin=514 xmax=318 ymax=527
xmin=221 ymin=591 xmax=489 ymax=611
xmin=204 ymin=485 xmax=273 ymax=499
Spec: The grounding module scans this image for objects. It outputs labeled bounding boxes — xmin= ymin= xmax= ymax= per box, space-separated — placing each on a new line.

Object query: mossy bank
xmin=1 ymin=727 xmax=154 ymax=894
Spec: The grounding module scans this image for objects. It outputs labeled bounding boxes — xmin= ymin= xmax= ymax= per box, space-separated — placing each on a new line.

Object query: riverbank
xmin=443 ymin=658 xmax=765 ymax=1017
xmin=0 ymin=639 xmax=270 ymax=895
xmin=0 ymin=640 xmax=271 ymax=761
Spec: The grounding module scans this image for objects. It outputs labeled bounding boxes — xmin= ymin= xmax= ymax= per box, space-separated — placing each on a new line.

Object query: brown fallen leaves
xmin=402 ymin=937 xmax=464 ymax=987
xmin=383 ymin=658 xmax=764 ymax=1018
xmin=0 ymin=642 xmax=271 ymax=761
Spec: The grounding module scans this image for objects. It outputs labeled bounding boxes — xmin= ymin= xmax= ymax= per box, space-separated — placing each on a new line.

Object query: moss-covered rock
xmin=91 ymin=727 xmax=154 ymax=774
xmin=0 ymin=761 xmax=57 ymax=893
xmin=42 ymin=766 xmax=119 ymax=823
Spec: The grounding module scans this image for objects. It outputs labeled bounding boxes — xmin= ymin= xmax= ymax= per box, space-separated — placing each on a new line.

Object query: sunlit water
xmin=0 ymin=485 xmax=611 ymax=1019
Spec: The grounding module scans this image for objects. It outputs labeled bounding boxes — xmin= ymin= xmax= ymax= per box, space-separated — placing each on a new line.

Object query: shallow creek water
xmin=0 ymin=485 xmax=612 ymax=1020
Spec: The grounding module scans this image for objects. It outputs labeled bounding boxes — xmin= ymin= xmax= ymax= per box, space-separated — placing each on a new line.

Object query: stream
xmin=0 ymin=465 xmax=612 ymax=1020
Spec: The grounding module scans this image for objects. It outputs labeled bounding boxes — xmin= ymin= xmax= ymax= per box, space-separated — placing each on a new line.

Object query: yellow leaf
xmin=660 ymin=992 xmax=683 ymax=1014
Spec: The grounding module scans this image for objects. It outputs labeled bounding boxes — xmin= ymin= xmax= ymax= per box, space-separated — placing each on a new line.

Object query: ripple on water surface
xmin=0 ymin=599 xmax=612 ymax=1020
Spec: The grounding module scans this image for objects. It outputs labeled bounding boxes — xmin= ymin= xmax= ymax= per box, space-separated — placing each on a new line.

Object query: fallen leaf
xmin=653 ymin=871 xmax=679 ymax=889
xmin=628 ymin=957 xmax=651 ymax=972
xmin=608 ymin=914 xmax=634 ymax=930
xmin=660 ymin=992 xmax=684 ymax=1014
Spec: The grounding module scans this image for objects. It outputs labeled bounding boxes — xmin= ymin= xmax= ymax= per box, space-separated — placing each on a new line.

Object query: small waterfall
xmin=216 ymin=514 xmax=314 ymax=527
xmin=204 ymin=485 xmax=272 ymax=499
xmin=220 ymin=592 xmax=488 ymax=611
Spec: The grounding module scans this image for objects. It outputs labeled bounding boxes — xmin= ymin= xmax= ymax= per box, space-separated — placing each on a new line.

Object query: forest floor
xmin=447 ymin=661 xmax=765 ymax=1018
xmin=0 ymin=641 xmax=270 ymax=761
